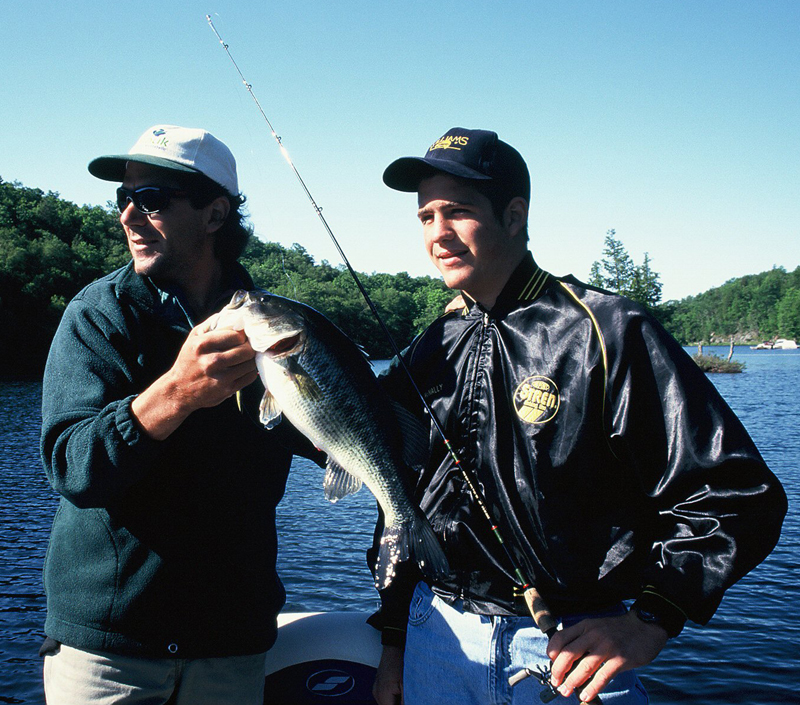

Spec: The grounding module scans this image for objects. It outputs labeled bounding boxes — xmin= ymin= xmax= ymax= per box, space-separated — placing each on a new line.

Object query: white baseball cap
xmin=88 ymin=125 xmax=239 ymax=195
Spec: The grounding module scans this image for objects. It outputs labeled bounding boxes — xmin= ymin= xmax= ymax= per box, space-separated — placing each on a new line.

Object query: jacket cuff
xmin=380 ymin=626 xmax=407 ymax=648
xmin=632 ymin=588 xmax=687 ymax=639
xmin=366 ymin=611 xmax=408 ymax=648
xmin=116 ymin=395 xmax=144 ymax=445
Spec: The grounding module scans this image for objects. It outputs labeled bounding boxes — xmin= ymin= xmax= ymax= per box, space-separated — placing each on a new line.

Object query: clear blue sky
xmin=2 ymin=0 xmax=798 ymax=301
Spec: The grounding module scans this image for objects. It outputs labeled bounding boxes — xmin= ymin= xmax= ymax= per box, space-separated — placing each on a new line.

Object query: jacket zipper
xmin=447 ymin=311 xmax=492 ymax=597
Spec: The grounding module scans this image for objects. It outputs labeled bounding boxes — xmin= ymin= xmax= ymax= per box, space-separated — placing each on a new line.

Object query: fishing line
xmin=205 ymin=14 xmax=558 ymax=640
xmin=281 ymin=252 xmax=299 ymax=300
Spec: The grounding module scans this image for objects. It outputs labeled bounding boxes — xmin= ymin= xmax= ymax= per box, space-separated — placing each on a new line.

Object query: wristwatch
xmin=631 ymin=594 xmax=686 ymax=639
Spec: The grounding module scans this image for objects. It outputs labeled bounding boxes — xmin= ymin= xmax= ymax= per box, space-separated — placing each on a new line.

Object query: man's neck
xmin=151 ymin=260 xmax=226 ymax=323
xmin=467 ymin=248 xmax=528 ymax=310
xmin=187 ymin=265 xmax=226 ymax=320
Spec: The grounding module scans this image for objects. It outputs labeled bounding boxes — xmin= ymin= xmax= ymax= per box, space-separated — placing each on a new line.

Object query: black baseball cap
xmin=383 ymin=127 xmax=530 ymax=201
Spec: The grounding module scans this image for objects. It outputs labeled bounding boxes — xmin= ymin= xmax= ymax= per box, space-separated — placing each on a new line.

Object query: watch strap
xmin=631 ymin=589 xmax=687 ymax=639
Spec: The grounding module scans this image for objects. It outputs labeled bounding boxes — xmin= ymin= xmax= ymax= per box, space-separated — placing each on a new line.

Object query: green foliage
xmin=0 ymin=179 xmax=450 ymax=376
xmin=240 ymin=238 xmax=450 ymax=358
xmin=589 ymin=230 xmax=662 ymax=310
xmin=659 ymin=266 xmax=800 ymax=345
xmin=776 ymin=287 xmax=800 ymax=339
xmin=0 ymin=179 xmax=128 ymax=376
xmin=691 ymin=353 xmax=745 ymax=374
xmin=588 ymin=228 xmax=798 ymax=346
xmin=7 ymin=176 xmax=794 ymax=375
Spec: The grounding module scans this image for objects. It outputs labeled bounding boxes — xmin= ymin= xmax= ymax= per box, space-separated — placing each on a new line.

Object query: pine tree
xmin=589 ymin=229 xmax=662 ymax=309
xmin=630 ymin=252 xmax=662 ymax=308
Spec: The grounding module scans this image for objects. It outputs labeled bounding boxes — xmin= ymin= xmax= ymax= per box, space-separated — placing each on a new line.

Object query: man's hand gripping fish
xmin=212 ymin=290 xmax=449 ymax=589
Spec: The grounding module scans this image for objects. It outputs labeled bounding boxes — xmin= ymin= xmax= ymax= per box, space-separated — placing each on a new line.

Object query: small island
xmin=692 ymin=353 xmax=745 ymax=374
xmin=692 ymin=342 xmax=745 ymax=373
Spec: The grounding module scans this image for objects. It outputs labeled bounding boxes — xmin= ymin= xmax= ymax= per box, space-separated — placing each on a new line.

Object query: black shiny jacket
xmin=370 ymin=254 xmax=786 ymax=641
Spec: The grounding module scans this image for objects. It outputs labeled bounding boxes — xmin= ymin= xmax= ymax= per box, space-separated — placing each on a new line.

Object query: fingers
xmin=373 ymin=646 xmax=404 ymax=705
xmin=564 ymin=658 xmax=620 ymax=703
xmin=168 ymin=326 xmax=258 ymax=413
xmin=547 ymin=613 xmax=668 ymax=701
xmin=188 ymin=327 xmax=255 ymax=372
xmin=192 ymin=324 xmax=252 ymax=354
xmin=549 ymin=630 xmax=616 ymax=701
xmin=197 ymin=312 xmax=220 ymax=334
xmin=547 ymin=622 xmax=591 ymax=684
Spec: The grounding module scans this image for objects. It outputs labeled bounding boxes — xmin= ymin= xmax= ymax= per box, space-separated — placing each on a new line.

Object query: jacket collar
xmin=462 ymin=252 xmax=552 ymax=316
xmin=118 ymin=261 xmax=254 ymax=329
xmin=154 ymin=262 xmax=255 ymax=327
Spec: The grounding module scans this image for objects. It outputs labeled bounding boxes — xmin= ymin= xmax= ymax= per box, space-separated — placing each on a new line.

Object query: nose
xmin=119 ymin=199 xmax=147 ymax=227
xmin=426 ymin=214 xmax=454 ymax=244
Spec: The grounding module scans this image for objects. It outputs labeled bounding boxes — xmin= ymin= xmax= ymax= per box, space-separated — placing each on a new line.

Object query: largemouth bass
xmin=212 ymin=290 xmax=449 ymax=589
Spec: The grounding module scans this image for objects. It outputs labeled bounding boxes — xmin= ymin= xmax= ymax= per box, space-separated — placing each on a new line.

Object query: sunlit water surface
xmin=1 ymin=348 xmax=797 ymax=703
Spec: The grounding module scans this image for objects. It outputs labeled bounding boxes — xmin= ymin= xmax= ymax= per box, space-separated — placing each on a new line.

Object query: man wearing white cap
xmin=39 ymin=125 xmax=318 ymax=703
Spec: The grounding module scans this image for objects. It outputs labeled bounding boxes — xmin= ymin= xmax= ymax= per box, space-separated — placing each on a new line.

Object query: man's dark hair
xmin=469 ymin=178 xmax=530 ymax=242
xmin=176 ymin=172 xmax=252 ymax=263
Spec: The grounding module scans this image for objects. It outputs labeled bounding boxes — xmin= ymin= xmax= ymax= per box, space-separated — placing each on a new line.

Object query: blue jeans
xmin=403 ymin=582 xmax=649 ymax=705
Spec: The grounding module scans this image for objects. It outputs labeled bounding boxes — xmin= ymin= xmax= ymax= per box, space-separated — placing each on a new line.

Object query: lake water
xmin=1 ymin=347 xmax=798 ymax=704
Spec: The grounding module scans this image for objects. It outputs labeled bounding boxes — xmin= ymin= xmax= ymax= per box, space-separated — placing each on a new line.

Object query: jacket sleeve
xmin=40 ymin=297 xmax=163 ymax=508
xmin=365 ymin=351 xmax=427 ymax=645
xmin=366 ymin=505 xmax=424 ymax=646
xmin=605 ymin=309 xmax=787 ymax=626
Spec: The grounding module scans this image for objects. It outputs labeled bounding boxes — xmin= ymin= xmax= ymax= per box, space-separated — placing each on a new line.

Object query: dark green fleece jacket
xmin=40 ymin=262 xmax=311 ymax=658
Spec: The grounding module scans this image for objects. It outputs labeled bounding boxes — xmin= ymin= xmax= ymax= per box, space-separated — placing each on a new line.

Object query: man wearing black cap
xmin=40 ymin=125 xmax=318 ymax=703
xmin=369 ymin=128 xmax=785 ymax=704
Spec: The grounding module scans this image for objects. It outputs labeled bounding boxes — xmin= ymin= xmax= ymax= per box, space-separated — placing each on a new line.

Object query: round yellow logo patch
xmin=513 ymin=376 xmax=560 ymax=424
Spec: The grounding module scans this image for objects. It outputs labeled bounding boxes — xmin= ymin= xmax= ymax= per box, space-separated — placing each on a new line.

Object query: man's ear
xmin=206 ymin=196 xmax=231 ymax=233
xmin=504 ymin=197 xmax=528 ymax=238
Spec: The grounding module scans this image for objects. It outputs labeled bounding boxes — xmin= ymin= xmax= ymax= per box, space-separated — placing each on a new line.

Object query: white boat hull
xmin=264 ymin=612 xmax=381 ymax=704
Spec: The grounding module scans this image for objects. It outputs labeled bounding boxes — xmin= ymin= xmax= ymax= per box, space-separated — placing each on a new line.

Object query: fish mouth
xmin=265 ymin=332 xmax=304 ymax=358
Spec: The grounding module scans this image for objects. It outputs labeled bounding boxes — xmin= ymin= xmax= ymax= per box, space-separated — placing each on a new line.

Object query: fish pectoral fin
xmin=288 ymin=360 xmax=323 ymax=402
xmin=323 ymin=459 xmax=363 ymax=503
xmin=258 ymin=390 xmax=283 ymax=429
xmin=391 ymin=401 xmax=430 ymax=472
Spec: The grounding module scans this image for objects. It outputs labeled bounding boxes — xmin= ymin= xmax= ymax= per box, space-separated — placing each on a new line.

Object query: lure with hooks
xmin=508 ymin=663 xmax=603 ymax=704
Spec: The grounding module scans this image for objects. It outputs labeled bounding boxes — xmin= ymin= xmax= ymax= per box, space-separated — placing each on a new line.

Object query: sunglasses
xmin=116 ymin=186 xmax=189 ymax=214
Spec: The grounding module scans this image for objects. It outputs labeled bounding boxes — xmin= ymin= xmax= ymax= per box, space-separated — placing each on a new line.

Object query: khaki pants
xmin=43 ymin=643 xmax=266 ymax=705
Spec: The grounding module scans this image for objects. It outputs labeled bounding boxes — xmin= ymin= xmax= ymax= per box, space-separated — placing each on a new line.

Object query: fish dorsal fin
xmin=392 ymin=401 xmax=429 ymax=472
xmin=259 ymin=390 xmax=283 ymax=429
xmin=323 ymin=458 xmax=363 ymax=503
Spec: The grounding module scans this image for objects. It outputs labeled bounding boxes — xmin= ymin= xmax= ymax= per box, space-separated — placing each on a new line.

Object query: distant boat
xmin=750 ymin=339 xmax=798 ymax=350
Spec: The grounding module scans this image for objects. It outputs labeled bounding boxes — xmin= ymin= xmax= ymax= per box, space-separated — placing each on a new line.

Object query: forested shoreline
xmin=0 ymin=179 xmax=451 ymax=377
xmin=2 ymin=179 xmax=798 ymax=378
xmin=588 ymin=229 xmax=800 ymax=346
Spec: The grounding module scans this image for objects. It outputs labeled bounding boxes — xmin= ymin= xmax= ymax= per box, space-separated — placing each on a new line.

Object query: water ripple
xmin=2 ymin=351 xmax=799 ymax=703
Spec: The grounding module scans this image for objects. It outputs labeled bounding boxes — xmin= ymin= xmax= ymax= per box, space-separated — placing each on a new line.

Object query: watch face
xmin=637 ymin=608 xmax=660 ymax=623
xmin=634 ymin=602 xmax=685 ymax=638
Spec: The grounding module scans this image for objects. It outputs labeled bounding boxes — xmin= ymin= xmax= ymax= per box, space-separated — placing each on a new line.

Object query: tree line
xmin=590 ymin=229 xmax=800 ymax=345
xmin=2 ymin=180 xmax=797 ymax=377
xmin=0 ymin=179 xmax=451 ymax=377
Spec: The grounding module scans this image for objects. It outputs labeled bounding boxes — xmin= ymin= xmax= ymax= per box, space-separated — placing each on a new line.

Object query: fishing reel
xmin=508 ymin=664 xmax=602 ymax=704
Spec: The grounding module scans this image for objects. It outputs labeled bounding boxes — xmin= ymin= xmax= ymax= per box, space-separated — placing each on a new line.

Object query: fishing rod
xmin=205 ymin=13 xmax=560 ymax=641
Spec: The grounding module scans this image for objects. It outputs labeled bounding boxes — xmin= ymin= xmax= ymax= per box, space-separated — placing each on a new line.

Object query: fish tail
xmin=374 ymin=515 xmax=450 ymax=590
xmin=410 ymin=513 xmax=450 ymax=579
